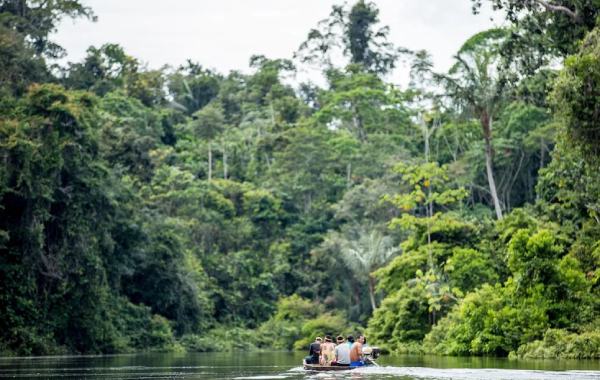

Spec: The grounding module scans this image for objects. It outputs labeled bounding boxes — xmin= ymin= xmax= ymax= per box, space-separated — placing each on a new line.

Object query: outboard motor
xmin=371 ymin=347 xmax=381 ymax=359
xmin=362 ymin=346 xmax=381 ymax=365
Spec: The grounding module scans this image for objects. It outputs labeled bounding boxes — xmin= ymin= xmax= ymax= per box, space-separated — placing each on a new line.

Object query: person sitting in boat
xmin=331 ymin=335 xmax=351 ymax=366
xmin=305 ymin=336 xmax=322 ymax=364
xmin=349 ymin=335 xmax=365 ymax=367
xmin=319 ymin=335 xmax=336 ymax=365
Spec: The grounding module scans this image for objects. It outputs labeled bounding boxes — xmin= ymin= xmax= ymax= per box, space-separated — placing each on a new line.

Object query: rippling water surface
xmin=1 ymin=351 xmax=599 ymax=379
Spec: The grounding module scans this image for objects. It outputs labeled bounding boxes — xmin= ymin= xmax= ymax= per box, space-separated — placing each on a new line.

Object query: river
xmin=1 ymin=351 xmax=600 ymax=379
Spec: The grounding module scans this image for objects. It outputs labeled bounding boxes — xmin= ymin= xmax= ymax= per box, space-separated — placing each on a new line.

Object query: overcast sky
xmin=54 ymin=0 xmax=499 ymax=87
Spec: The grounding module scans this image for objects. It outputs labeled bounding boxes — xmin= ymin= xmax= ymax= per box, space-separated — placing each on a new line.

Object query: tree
xmin=191 ymin=104 xmax=225 ymax=181
xmin=337 ymin=230 xmax=399 ymax=312
xmin=296 ymin=0 xmax=400 ymax=75
xmin=0 ymin=24 xmax=47 ymax=97
xmin=271 ymin=123 xmax=343 ymax=213
xmin=434 ymin=29 xmax=507 ymax=219
xmin=471 ymin=0 xmax=600 ymax=74
xmin=550 ymin=27 xmax=600 ymax=164
xmin=387 ymin=163 xmax=468 ymax=270
xmin=383 ymin=162 xmax=468 ymax=322
xmin=0 ymin=0 xmax=96 ymax=58
xmin=316 ymin=65 xmax=412 ymax=143
xmin=64 ymin=44 xmax=166 ymax=106
xmin=168 ymin=61 xmax=222 ymax=115
xmin=0 ymin=84 xmax=125 ymax=353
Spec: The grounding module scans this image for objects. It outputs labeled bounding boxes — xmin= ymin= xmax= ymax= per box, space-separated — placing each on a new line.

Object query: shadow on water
xmin=0 ymin=351 xmax=599 ymax=379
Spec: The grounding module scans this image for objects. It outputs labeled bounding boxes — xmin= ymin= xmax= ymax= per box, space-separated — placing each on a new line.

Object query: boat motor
xmin=362 ymin=346 xmax=381 ymax=366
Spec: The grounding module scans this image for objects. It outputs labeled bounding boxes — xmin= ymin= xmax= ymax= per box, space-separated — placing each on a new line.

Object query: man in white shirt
xmin=333 ymin=335 xmax=351 ymax=366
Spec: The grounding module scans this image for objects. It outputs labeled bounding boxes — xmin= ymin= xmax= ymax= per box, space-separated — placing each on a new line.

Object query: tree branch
xmin=516 ymin=0 xmax=580 ymax=22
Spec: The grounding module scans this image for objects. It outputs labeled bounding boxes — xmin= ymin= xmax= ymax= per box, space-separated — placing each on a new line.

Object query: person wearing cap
xmin=307 ymin=336 xmax=322 ymax=364
xmin=319 ymin=335 xmax=336 ymax=365
xmin=332 ymin=335 xmax=351 ymax=366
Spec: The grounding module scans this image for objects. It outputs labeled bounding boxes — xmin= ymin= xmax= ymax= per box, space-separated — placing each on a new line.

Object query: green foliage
xmin=367 ymin=286 xmax=430 ymax=352
xmin=64 ymin=44 xmax=167 ymax=106
xmin=472 ymin=0 xmax=600 ymax=74
xmin=256 ymin=295 xmax=351 ymax=351
xmin=180 ymin=327 xmax=260 ymax=352
xmin=293 ymin=312 xmax=348 ymax=350
xmin=423 ymin=228 xmax=596 ymax=356
xmin=514 ymin=328 xmax=600 ymax=359
xmin=445 ymin=248 xmax=499 ymax=294
xmin=191 ymin=103 xmax=225 ymax=141
xmin=257 ymin=295 xmax=318 ymax=350
xmin=0 ymin=25 xmax=47 ymax=97
xmin=3 ymin=0 xmax=600 ymax=359
xmin=296 ymin=0 xmax=400 ymax=74
xmin=0 ymin=0 xmax=96 ymax=58
xmin=550 ymin=27 xmax=600 ymax=163
xmin=423 ymin=282 xmax=549 ymax=356
xmin=168 ymin=61 xmax=221 ymax=115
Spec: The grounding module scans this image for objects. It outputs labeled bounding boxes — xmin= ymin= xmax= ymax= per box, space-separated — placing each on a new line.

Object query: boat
xmin=302 ymin=362 xmax=356 ymax=371
xmin=302 ymin=346 xmax=381 ymax=371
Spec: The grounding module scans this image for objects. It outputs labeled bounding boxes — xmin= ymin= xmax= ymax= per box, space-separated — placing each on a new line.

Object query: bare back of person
xmin=349 ymin=342 xmax=363 ymax=362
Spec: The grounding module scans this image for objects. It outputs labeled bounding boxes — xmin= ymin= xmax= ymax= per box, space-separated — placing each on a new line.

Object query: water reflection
xmin=0 ymin=351 xmax=599 ymax=379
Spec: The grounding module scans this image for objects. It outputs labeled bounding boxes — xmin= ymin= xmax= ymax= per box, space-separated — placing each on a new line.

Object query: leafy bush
xmin=256 ymin=295 xmax=320 ymax=350
xmin=514 ymin=329 xmax=600 ymax=359
xmin=181 ymin=327 xmax=259 ymax=352
xmin=550 ymin=27 xmax=600 ymax=163
xmin=111 ymin=297 xmax=184 ymax=353
xmin=445 ymin=248 xmax=498 ymax=293
xmin=367 ymin=286 xmax=430 ymax=353
xmin=422 ymin=282 xmax=549 ymax=356
xmin=293 ymin=312 xmax=349 ymax=350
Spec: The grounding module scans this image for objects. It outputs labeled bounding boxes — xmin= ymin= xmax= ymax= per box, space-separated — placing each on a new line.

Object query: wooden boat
xmin=303 ymin=361 xmax=355 ymax=371
xmin=302 ymin=346 xmax=381 ymax=372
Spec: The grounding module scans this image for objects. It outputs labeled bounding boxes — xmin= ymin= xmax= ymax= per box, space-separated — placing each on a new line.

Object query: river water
xmin=1 ymin=351 xmax=600 ymax=379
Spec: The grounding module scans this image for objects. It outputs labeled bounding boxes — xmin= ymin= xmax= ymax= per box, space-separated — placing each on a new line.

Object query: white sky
xmin=54 ymin=0 xmax=498 ymax=88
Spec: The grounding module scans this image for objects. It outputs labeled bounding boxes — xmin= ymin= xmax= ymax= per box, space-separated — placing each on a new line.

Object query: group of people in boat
xmin=306 ymin=334 xmax=368 ymax=367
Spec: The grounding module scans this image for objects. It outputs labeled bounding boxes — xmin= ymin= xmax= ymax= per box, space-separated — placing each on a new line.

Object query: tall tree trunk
xmin=537 ymin=138 xmax=545 ymax=200
xmin=351 ymin=103 xmax=367 ymax=142
xmin=270 ymin=97 xmax=276 ymax=125
xmin=208 ymin=142 xmax=212 ymax=182
xmin=481 ymin=116 xmax=503 ymax=220
xmin=222 ymin=137 xmax=227 ymax=180
xmin=305 ymin=191 xmax=312 ymax=212
xmin=354 ymin=278 xmax=361 ymax=318
xmin=427 ymin=194 xmax=434 ymax=268
xmin=540 ymin=137 xmax=546 ymax=172
xmin=484 ymin=136 xmax=502 ymax=219
xmin=347 ymin=163 xmax=352 ymax=189
xmin=368 ymin=275 xmax=377 ymax=312
xmin=423 ymin=116 xmax=430 ymax=163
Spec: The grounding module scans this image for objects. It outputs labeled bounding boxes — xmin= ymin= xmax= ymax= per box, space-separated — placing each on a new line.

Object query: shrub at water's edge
xmin=377 ymin=222 xmax=600 ymax=358
xmin=512 ymin=329 xmax=600 ymax=359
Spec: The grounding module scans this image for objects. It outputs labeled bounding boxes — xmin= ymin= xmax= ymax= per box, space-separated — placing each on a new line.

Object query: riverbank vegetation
xmin=2 ymin=0 xmax=600 ymax=359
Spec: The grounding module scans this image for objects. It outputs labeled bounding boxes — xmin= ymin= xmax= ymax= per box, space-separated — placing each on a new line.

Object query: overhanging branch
xmin=514 ymin=0 xmax=581 ymax=22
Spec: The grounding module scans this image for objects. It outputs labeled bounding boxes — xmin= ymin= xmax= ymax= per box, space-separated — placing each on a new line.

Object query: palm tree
xmin=191 ymin=104 xmax=224 ymax=181
xmin=338 ymin=230 xmax=399 ymax=312
xmin=434 ymin=29 xmax=506 ymax=220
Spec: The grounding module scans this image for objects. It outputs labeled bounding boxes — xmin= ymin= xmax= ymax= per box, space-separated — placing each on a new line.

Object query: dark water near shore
xmin=1 ymin=351 xmax=600 ymax=379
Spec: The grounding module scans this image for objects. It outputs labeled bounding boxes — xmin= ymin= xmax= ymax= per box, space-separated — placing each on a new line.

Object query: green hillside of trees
xmin=2 ymin=0 xmax=600 ymax=359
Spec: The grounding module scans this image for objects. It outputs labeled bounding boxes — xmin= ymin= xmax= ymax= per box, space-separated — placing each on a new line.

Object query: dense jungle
xmin=2 ymin=0 xmax=600 ymax=360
